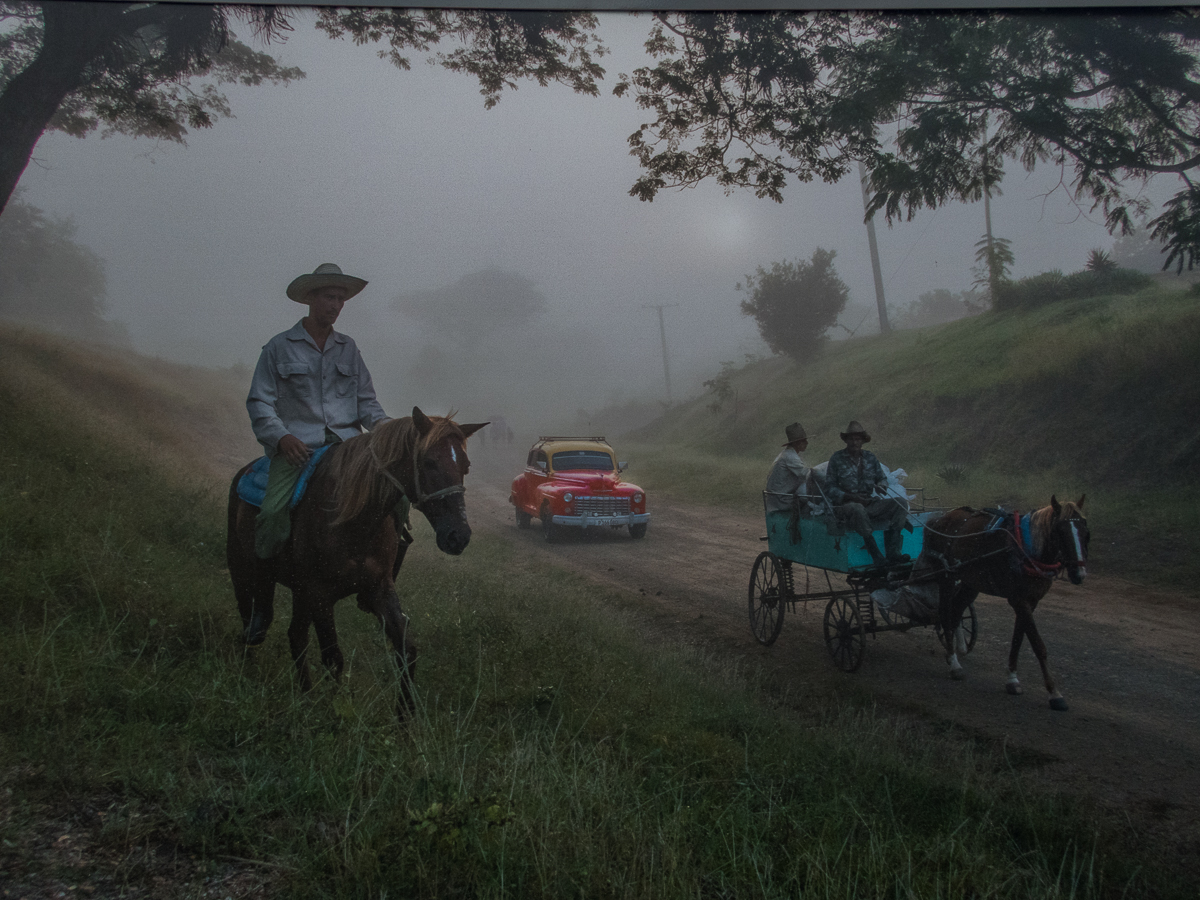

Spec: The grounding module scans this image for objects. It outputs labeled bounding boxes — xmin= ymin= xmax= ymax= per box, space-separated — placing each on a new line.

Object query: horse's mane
xmin=1028 ymin=500 xmax=1085 ymax=557
xmin=326 ymin=413 xmax=464 ymax=527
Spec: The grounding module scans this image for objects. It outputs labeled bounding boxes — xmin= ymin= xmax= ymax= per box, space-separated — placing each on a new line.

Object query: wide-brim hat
xmin=782 ymin=422 xmax=808 ymax=446
xmin=286 ymin=263 xmax=368 ymax=303
xmin=840 ymin=420 xmax=871 ymax=442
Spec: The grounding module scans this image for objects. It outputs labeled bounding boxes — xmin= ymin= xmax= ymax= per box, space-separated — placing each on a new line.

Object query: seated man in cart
xmin=765 ymin=422 xmax=813 ymax=515
xmin=822 ymin=420 xmax=910 ymax=568
xmin=764 ymin=422 xmax=816 ymax=554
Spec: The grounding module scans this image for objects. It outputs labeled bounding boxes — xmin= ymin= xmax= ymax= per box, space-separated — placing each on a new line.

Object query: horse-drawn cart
xmin=748 ymin=493 xmax=977 ymax=672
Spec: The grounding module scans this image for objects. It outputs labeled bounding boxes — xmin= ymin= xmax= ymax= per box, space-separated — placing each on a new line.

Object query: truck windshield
xmin=552 ymin=450 xmax=614 ymax=472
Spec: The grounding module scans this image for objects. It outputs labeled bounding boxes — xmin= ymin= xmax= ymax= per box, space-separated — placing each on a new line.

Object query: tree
xmin=1085 ymin=248 xmax=1117 ymax=273
xmin=0 ymin=194 xmax=127 ymax=344
xmin=615 ymin=11 xmax=1200 ymax=273
xmin=1112 ymin=226 xmax=1170 ymax=273
xmin=891 ymin=288 xmax=983 ymax=329
xmin=972 ymin=234 xmax=1014 ymax=303
xmin=394 ymin=267 xmax=549 ymax=348
xmin=0 ymin=4 xmax=606 ymax=215
xmin=0 ymin=3 xmax=302 ymax=216
xmin=737 ymin=248 xmax=848 ymax=360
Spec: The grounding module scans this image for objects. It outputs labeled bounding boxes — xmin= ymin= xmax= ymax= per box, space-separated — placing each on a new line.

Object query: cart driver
xmin=824 ymin=420 xmax=910 ymax=567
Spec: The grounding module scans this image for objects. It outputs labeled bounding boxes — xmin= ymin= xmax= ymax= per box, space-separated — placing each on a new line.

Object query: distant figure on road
xmin=246 ymin=263 xmax=390 ymax=564
xmin=822 ymin=420 xmax=909 ymax=567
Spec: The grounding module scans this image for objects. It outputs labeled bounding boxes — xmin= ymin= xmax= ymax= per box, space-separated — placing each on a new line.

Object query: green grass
xmin=1 ymin=361 xmax=1193 ymax=897
xmin=622 ymin=286 xmax=1200 ymax=594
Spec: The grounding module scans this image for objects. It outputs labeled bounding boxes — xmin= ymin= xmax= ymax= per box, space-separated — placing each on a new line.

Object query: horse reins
xmin=369 ymin=437 xmax=465 ymax=510
xmin=920 ymin=509 xmax=1085 ymax=581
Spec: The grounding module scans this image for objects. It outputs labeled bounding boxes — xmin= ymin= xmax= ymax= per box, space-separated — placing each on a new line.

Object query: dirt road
xmin=468 ymin=446 xmax=1200 ymax=874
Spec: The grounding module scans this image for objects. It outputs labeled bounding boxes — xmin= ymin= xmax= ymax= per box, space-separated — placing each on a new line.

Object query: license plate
xmin=585 ymin=516 xmax=619 ymax=527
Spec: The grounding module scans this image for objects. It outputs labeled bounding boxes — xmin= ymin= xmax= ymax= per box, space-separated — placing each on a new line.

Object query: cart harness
xmin=995 ymin=511 xmax=1064 ymax=578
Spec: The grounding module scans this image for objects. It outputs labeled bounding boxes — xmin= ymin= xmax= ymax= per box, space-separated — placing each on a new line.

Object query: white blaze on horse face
xmin=1069 ymin=521 xmax=1086 ymax=575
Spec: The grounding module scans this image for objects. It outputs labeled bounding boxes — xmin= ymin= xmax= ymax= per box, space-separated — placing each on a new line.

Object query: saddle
xmin=236 ymin=445 xmax=332 ymax=510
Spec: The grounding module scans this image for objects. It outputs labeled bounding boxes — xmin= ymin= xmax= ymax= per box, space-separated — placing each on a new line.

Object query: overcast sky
xmin=11 ymin=9 xmax=1182 ymax=429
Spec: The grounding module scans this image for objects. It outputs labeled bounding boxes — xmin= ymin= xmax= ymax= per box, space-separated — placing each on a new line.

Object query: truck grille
xmin=577 ymin=496 xmax=630 ymax=516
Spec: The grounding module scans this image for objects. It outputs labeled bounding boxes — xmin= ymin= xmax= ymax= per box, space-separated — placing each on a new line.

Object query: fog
xmin=8 ymin=10 xmax=1184 ymax=435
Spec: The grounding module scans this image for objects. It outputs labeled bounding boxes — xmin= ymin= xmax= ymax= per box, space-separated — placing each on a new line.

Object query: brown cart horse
xmin=226 ymin=408 xmax=486 ymax=715
xmin=920 ymin=496 xmax=1089 ymax=711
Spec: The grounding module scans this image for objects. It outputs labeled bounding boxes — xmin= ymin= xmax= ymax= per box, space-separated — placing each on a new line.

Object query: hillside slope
xmin=624 ymin=287 xmax=1200 ymax=590
xmin=0 ymin=322 xmax=259 ymax=487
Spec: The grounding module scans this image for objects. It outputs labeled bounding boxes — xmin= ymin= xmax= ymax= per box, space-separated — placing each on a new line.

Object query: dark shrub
xmin=994 ymin=267 xmax=1151 ymax=311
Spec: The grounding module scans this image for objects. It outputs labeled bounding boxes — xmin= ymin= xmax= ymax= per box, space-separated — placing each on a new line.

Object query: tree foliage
xmin=972 ymin=235 xmax=1014 ymax=302
xmin=1112 ymin=226 xmax=1169 ymax=273
xmin=0 ymin=4 xmax=606 ymax=215
xmin=891 ymin=288 xmax=984 ymax=330
xmin=0 ymin=2 xmax=303 ymax=214
xmin=616 ymin=11 xmax=1200 ymax=272
xmin=316 ymin=9 xmax=606 ymax=110
xmin=737 ymin=248 xmax=848 ymax=360
xmin=394 ymin=267 xmax=549 ymax=347
xmin=0 ymin=194 xmax=127 ymax=344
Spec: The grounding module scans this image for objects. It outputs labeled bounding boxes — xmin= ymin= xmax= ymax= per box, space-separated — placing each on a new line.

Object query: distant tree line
xmin=0 ymin=194 xmax=127 ymax=344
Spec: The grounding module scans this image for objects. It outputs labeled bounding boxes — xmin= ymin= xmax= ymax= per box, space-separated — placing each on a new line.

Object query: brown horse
xmin=919 ymin=496 xmax=1089 ymax=711
xmin=226 ymin=408 xmax=486 ymax=715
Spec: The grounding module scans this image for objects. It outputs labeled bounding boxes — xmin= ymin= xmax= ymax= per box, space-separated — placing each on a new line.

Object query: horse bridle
xmin=369 ymin=439 xmax=465 ymax=510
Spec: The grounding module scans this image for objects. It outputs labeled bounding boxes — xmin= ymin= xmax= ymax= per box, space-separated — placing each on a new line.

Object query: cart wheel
xmin=748 ymin=551 xmax=786 ymax=646
xmin=963 ymin=601 xmax=978 ymax=652
xmin=936 ymin=601 xmax=978 ymax=654
xmin=824 ymin=595 xmax=865 ymax=672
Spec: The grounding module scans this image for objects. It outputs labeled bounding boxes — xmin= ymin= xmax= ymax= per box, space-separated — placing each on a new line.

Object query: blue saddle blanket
xmin=237 ymin=445 xmax=332 ymax=510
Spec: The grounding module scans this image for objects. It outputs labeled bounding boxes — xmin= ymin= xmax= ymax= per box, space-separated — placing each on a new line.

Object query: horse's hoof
xmin=243 ymin=615 xmax=271 ymax=646
xmin=1006 ymin=682 xmax=1023 ymax=695
xmin=1049 ymin=697 xmax=1069 ymax=712
xmin=949 ymin=668 xmax=965 ymax=681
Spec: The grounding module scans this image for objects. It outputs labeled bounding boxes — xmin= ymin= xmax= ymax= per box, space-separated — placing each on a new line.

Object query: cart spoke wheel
xmin=748 ymin=551 xmax=786 ymax=646
xmin=936 ymin=600 xmax=979 ymax=654
xmin=824 ymin=595 xmax=865 ymax=672
xmin=962 ymin=601 xmax=978 ymax=652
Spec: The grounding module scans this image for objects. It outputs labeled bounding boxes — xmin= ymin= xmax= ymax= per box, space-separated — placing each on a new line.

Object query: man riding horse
xmin=243 ymin=262 xmax=391 ymax=642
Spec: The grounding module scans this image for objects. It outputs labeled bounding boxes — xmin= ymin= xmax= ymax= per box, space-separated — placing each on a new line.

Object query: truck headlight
xmin=563 ymin=492 xmax=573 ymax=503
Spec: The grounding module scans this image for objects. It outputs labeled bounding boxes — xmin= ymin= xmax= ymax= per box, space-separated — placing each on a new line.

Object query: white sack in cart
xmin=870 ymin=583 xmax=941 ymax=620
xmin=881 ymin=464 xmax=917 ymax=502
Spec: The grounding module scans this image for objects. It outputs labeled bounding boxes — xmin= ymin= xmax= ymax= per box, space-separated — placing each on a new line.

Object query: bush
xmin=994 ymin=266 xmax=1152 ymax=310
xmin=738 ymin=248 xmax=849 ymax=360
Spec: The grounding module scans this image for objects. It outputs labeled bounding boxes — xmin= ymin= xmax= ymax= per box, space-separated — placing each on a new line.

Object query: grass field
xmin=621 ymin=285 xmax=1200 ymax=593
xmin=1 ymin=324 xmax=1195 ymax=897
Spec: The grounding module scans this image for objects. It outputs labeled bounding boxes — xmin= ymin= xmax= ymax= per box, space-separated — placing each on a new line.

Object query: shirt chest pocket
xmin=276 ymin=361 xmax=311 ymax=398
xmin=334 ymin=362 xmax=358 ymax=398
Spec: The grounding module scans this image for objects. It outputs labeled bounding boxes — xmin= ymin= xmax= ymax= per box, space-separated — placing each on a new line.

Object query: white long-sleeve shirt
xmin=764 ymin=446 xmax=812 ymax=515
xmin=246 ymin=320 xmax=389 ymax=458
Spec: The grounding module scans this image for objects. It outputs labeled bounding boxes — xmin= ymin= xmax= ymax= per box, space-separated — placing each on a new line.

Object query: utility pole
xmin=643 ymin=303 xmax=678 ymax=405
xmin=858 ymin=161 xmax=891 ymax=334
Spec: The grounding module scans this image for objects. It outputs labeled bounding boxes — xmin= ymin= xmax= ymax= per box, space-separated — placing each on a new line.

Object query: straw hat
xmin=839 ymin=420 xmax=871 ymax=442
xmin=782 ymin=422 xmax=808 ymax=446
xmin=286 ymin=263 xmax=368 ymax=303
